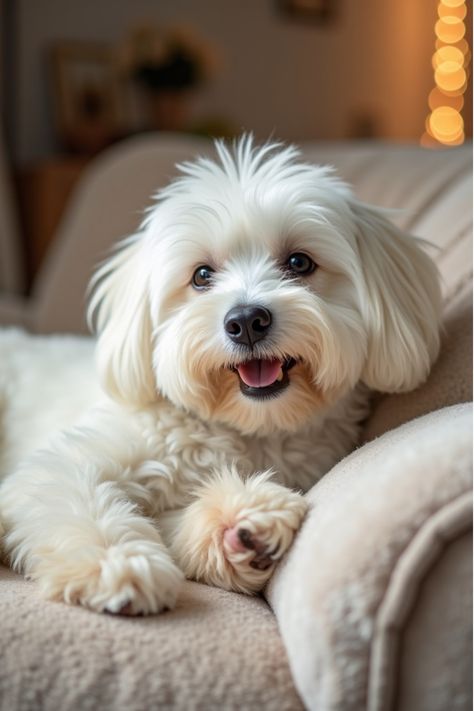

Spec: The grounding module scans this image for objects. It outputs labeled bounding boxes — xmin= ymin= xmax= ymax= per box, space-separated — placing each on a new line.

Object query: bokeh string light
xmin=421 ymin=0 xmax=470 ymax=147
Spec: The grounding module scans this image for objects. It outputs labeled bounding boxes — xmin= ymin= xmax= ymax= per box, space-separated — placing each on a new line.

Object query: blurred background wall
xmin=3 ymin=0 xmax=471 ymax=165
xmin=0 ymin=0 xmax=471 ymax=287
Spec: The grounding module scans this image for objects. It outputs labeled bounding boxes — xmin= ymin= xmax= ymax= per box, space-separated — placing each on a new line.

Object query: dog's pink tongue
xmin=237 ymin=358 xmax=282 ymax=388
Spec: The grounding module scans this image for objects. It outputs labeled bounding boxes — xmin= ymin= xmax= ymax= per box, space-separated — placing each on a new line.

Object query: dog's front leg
xmin=0 ymin=416 xmax=183 ymax=615
xmin=164 ymin=465 xmax=308 ymax=594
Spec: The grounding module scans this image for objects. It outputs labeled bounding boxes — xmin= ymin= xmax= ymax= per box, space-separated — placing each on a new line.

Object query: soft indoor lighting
xmin=422 ymin=0 xmax=470 ymax=147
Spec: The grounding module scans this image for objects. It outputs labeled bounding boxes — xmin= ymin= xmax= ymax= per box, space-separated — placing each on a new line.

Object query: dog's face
xmin=90 ymin=138 xmax=441 ymax=435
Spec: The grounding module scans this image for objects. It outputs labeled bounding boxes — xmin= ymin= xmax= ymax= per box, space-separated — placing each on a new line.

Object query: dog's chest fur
xmin=134 ymin=385 xmax=369 ymax=507
xmin=0 ymin=329 xmax=369 ymax=513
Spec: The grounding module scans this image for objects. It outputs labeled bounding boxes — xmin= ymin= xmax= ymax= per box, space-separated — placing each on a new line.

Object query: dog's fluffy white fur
xmin=0 ymin=137 xmax=441 ymax=615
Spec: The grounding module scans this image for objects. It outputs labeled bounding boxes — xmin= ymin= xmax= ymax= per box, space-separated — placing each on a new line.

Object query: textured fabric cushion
xmin=0 ymin=574 xmax=302 ymax=711
xmin=396 ymin=532 xmax=472 ymax=711
xmin=266 ymin=403 xmax=473 ymax=711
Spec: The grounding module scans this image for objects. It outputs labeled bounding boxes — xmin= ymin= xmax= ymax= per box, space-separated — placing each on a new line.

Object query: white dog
xmin=0 ymin=137 xmax=441 ymax=615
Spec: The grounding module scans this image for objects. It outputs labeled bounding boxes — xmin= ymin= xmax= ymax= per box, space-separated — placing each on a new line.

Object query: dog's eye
xmin=192 ymin=265 xmax=215 ymax=290
xmin=286 ymin=253 xmax=316 ymax=276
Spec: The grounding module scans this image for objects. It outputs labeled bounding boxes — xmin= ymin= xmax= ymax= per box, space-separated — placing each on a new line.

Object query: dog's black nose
xmin=224 ymin=305 xmax=272 ymax=348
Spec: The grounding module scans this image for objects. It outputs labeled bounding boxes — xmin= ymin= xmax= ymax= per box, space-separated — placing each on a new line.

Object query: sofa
xmin=0 ymin=136 xmax=472 ymax=711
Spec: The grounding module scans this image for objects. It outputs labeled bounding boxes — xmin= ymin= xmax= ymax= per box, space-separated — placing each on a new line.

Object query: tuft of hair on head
xmin=168 ymin=133 xmax=307 ymax=198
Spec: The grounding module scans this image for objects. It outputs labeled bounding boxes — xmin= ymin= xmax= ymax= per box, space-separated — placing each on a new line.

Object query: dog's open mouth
xmin=232 ymin=357 xmax=296 ymax=399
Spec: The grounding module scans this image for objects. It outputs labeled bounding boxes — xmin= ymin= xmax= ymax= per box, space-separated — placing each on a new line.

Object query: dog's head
xmin=89 ymin=137 xmax=441 ymax=435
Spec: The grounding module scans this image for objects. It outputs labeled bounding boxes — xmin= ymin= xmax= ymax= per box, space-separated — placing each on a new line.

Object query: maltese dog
xmin=0 ymin=136 xmax=440 ymax=615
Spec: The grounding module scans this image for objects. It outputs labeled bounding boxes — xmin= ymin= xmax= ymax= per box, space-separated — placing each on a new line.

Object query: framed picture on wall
xmin=277 ymin=0 xmax=335 ymax=23
xmin=51 ymin=42 xmax=124 ymax=154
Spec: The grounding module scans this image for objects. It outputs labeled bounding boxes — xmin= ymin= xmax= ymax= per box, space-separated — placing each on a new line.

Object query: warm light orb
xmin=429 ymin=106 xmax=464 ymax=140
xmin=435 ymin=17 xmax=466 ymax=43
xmin=435 ymin=61 xmax=467 ymax=91
xmin=423 ymin=0 xmax=469 ymax=147
xmin=436 ymin=37 xmax=469 ymax=56
xmin=438 ymin=3 xmax=467 ymax=20
xmin=432 ymin=45 xmax=465 ymax=68
xmin=440 ymin=0 xmax=465 ymax=7
xmin=443 ymin=132 xmax=465 ymax=145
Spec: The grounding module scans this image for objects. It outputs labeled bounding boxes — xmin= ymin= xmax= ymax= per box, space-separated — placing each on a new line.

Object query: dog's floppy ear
xmin=88 ymin=234 xmax=156 ymax=407
xmin=351 ymin=201 xmax=441 ymax=393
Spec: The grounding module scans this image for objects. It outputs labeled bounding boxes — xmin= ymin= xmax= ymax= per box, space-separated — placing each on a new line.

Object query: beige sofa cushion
xmin=0 ymin=571 xmax=302 ymax=711
xmin=396 ymin=532 xmax=472 ymax=711
xmin=266 ymin=403 xmax=472 ymax=711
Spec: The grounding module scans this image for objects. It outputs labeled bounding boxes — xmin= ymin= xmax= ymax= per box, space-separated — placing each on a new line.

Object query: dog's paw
xmin=220 ymin=493 xmax=308 ymax=591
xmin=170 ymin=468 xmax=308 ymax=594
xmin=223 ymin=516 xmax=292 ymax=571
xmin=31 ymin=540 xmax=183 ymax=615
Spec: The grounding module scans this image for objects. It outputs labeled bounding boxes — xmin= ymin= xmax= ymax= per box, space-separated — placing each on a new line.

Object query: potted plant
xmin=121 ymin=25 xmax=216 ymax=131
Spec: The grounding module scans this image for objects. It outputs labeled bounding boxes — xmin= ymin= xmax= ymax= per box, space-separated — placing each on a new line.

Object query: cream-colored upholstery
xmin=266 ymin=403 xmax=472 ymax=711
xmin=0 ymin=138 xmax=471 ymax=710
xmin=0 ymin=569 xmax=303 ymax=710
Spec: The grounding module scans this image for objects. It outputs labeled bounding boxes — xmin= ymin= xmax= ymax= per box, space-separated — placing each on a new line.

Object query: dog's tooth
xmin=276 ymin=368 xmax=284 ymax=382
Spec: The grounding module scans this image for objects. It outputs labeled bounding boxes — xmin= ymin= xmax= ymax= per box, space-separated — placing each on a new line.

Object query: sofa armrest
xmin=266 ymin=404 xmax=473 ymax=711
xmin=0 ymin=295 xmax=35 ymax=330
